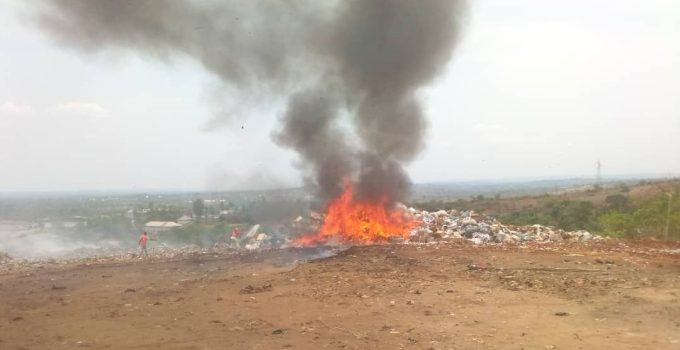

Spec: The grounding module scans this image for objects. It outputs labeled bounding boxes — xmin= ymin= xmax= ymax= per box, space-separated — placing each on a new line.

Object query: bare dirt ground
xmin=1 ymin=241 xmax=679 ymax=350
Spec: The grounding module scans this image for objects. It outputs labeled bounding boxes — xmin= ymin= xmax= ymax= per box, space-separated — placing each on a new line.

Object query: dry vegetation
xmin=414 ymin=179 xmax=680 ymax=239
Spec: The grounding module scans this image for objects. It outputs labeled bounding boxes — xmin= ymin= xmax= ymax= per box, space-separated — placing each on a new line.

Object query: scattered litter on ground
xmin=239 ymin=284 xmax=273 ymax=294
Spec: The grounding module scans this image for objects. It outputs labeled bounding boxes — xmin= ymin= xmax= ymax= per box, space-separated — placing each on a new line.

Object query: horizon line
xmin=1 ymin=173 xmax=678 ymax=196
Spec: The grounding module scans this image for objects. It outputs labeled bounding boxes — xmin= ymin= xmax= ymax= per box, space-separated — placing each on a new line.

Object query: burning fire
xmin=296 ymin=181 xmax=418 ymax=245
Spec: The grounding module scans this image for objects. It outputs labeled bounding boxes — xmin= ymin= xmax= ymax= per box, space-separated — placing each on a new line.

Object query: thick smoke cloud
xmin=32 ymin=0 xmax=465 ymax=205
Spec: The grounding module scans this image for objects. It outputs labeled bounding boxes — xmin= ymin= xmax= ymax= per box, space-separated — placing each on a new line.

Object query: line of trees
xmin=499 ymin=187 xmax=680 ymax=239
xmin=597 ymin=190 xmax=679 ymax=238
xmin=413 ymin=183 xmax=680 ymax=240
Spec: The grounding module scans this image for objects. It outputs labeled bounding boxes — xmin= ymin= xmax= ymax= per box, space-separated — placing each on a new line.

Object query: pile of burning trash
xmin=279 ymin=180 xmax=601 ymax=246
xmin=288 ymin=203 xmax=601 ymax=246
xmin=408 ymin=208 xmax=600 ymax=245
xmin=0 ymin=207 xmax=603 ymax=273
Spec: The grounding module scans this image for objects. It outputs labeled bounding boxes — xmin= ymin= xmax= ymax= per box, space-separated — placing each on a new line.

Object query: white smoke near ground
xmin=0 ymin=224 xmax=125 ymax=259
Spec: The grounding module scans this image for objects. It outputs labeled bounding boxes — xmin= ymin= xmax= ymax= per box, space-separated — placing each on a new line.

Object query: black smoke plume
xmin=32 ymin=0 xmax=465 ymax=205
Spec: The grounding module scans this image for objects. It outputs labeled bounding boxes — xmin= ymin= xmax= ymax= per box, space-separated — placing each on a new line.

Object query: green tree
xmin=546 ymin=200 xmax=595 ymax=231
xmin=605 ymin=194 xmax=629 ymax=212
xmin=629 ymin=189 xmax=680 ymax=239
xmin=598 ymin=212 xmax=634 ymax=237
xmin=146 ymin=207 xmax=182 ymax=222
xmin=192 ymin=199 xmax=205 ymax=220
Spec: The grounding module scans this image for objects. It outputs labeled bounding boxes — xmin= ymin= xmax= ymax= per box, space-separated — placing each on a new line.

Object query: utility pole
xmin=664 ymin=192 xmax=673 ymax=241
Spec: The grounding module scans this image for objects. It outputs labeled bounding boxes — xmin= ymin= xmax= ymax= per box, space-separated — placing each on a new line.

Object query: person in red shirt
xmin=231 ymin=227 xmax=242 ymax=238
xmin=230 ymin=227 xmax=242 ymax=248
xmin=138 ymin=231 xmax=149 ymax=257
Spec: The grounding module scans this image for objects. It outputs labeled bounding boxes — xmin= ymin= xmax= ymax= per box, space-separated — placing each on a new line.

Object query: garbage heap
xmin=408 ymin=208 xmax=599 ymax=244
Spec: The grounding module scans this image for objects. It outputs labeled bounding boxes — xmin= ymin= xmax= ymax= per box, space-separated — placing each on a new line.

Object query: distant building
xmin=177 ymin=215 xmax=193 ymax=225
xmin=144 ymin=221 xmax=182 ymax=234
xmin=62 ymin=221 xmax=82 ymax=228
xmin=42 ymin=218 xmax=87 ymax=230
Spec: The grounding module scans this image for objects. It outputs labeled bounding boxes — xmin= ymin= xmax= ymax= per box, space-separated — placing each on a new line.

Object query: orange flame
xmin=296 ymin=182 xmax=417 ymax=245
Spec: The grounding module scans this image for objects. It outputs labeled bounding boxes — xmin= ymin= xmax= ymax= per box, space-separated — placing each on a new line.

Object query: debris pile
xmin=0 ymin=208 xmax=607 ymax=273
xmin=409 ymin=209 xmax=600 ymax=244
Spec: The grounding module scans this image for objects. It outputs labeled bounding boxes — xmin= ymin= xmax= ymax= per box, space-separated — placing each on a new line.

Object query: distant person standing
xmin=138 ymin=231 xmax=149 ymax=257
xmin=230 ymin=227 xmax=242 ymax=248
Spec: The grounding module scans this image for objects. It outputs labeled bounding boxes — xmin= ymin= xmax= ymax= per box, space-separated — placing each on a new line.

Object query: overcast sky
xmin=1 ymin=1 xmax=679 ymax=192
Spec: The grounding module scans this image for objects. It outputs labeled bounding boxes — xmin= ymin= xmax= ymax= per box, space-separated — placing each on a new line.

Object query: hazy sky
xmin=1 ymin=1 xmax=679 ymax=192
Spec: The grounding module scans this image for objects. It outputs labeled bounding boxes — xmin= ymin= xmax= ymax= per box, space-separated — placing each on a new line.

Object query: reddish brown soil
xmin=1 ymin=241 xmax=679 ymax=350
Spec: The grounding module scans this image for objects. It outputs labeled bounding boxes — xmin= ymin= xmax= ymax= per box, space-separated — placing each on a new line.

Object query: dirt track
xmin=1 ymin=242 xmax=679 ymax=350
